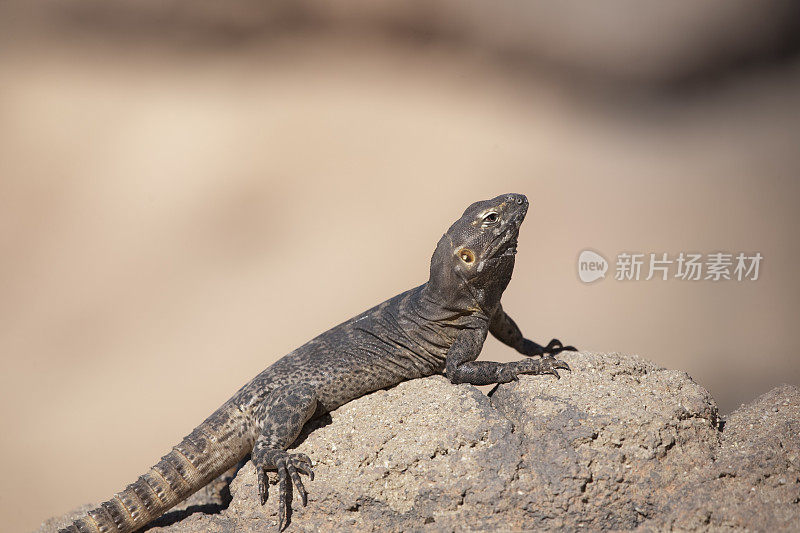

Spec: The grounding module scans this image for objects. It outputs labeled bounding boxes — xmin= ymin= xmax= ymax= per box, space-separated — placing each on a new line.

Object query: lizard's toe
xmin=257 ymin=467 xmax=269 ymax=506
xmin=280 ymin=459 xmax=307 ymax=507
xmin=554 ymin=359 xmax=571 ymax=371
xmin=292 ymin=456 xmax=314 ymax=481
xmin=277 ymin=460 xmax=290 ymax=531
xmin=544 ymin=338 xmax=578 ymax=356
xmin=293 ymin=454 xmax=314 ymax=479
xmin=545 ymin=338 xmax=562 ymax=351
xmin=540 ymin=357 xmax=568 ymax=378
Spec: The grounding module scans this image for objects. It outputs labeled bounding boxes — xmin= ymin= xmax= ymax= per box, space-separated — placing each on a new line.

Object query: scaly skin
xmin=60 ymin=193 xmax=575 ymax=532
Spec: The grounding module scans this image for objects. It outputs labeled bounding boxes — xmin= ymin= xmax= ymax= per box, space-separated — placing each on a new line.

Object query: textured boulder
xmin=152 ymin=375 xmax=525 ymax=532
xmin=652 ymin=383 xmax=800 ymax=531
xmin=40 ymin=352 xmax=799 ymax=532
xmin=489 ymin=351 xmax=721 ymax=529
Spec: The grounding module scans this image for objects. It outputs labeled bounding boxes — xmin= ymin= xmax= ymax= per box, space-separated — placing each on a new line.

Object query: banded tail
xmin=60 ymin=421 xmax=251 ymax=533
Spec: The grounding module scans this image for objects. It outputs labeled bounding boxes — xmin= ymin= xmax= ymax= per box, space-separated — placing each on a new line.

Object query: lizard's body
xmin=60 ymin=193 xmax=574 ymax=533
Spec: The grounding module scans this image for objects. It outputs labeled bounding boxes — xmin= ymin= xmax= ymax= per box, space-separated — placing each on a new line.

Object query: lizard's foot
xmin=254 ymin=451 xmax=314 ymax=531
xmin=541 ymin=338 xmax=577 ymax=357
xmin=519 ymin=338 xmax=577 ymax=357
xmin=503 ymin=357 xmax=571 ymax=381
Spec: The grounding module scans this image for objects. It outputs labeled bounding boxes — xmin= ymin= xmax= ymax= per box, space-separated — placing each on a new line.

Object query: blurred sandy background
xmin=1 ymin=2 xmax=799 ymax=531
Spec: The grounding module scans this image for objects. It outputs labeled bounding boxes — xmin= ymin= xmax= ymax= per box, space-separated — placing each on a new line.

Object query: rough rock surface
xmin=40 ymin=352 xmax=800 ymax=532
xmin=489 ymin=352 xmax=721 ymax=530
xmin=650 ymin=383 xmax=800 ymax=531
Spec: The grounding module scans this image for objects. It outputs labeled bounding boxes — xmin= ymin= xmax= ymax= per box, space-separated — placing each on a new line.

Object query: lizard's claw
xmin=257 ymin=467 xmax=269 ymax=506
xmin=543 ymin=338 xmax=577 ymax=356
xmin=519 ymin=338 xmax=577 ymax=358
xmin=256 ymin=452 xmax=315 ymax=531
xmin=540 ymin=357 xmax=571 ymax=379
xmin=277 ymin=453 xmax=315 ymax=531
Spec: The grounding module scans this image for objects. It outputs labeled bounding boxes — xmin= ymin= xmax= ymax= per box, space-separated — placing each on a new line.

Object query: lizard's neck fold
xmin=417 ymin=281 xmax=491 ymax=323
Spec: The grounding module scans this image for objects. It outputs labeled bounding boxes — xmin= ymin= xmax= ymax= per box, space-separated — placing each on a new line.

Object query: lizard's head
xmin=428 ymin=193 xmax=529 ymax=310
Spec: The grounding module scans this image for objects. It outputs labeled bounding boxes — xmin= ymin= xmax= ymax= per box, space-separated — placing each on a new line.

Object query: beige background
xmin=1 ymin=2 xmax=799 ymax=531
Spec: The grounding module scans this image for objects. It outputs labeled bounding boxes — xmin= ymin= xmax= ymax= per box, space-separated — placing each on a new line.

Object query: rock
xmin=152 ymin=375 xmax=525 ymax=532
xmin=40 ymin=353 xmax=799 ymax=532
xmin=489 ymin=351 xmax=720 ymax=530
xmin=652 ymin=383 xmax=800 ymax=531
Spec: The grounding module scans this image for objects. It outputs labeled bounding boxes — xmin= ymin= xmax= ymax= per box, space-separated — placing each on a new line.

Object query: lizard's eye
xmin=481 ymin=212 xmax=499 ymax=226
xmin=459 ymin=248 xmax=475 ymax=264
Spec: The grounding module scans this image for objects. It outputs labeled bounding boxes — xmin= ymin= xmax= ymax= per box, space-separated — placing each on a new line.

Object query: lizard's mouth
xmin=488 ymin=212 xmax=524 ymax=260
xmin=488 ymin=232 xmax=519 ymax=260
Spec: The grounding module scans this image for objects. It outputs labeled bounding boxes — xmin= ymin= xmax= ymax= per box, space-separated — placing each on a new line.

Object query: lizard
xmin=59 ymin=192 xmax=576 ymax=533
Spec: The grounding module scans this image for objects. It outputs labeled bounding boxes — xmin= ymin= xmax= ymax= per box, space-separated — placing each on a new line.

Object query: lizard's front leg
xmin=446 ymin=327 xmax=571 ymax=386
xmin=251 ymin=383 xmax=318 ymax=531
xmin=489 ymin=305 xmax=577 ymax=357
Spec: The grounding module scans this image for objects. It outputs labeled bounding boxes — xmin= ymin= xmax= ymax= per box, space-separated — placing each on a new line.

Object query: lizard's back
xmin=232 ymin=284 xmax=462 ymax=416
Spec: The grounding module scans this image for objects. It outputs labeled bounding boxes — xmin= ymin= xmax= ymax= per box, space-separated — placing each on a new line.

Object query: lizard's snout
xmin=505 ymin=193 xmax=528 ymax=224
xmin=506 ymin=193 xmax=526 ymax=205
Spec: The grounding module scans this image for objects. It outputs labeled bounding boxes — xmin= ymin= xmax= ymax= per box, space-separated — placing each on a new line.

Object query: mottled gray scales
xmin=60 ymin=193 xmax=575 ymax=532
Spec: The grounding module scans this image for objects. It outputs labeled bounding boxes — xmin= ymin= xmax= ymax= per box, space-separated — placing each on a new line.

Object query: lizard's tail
xmin=59 ymin=423 xmax=250 ymax=533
